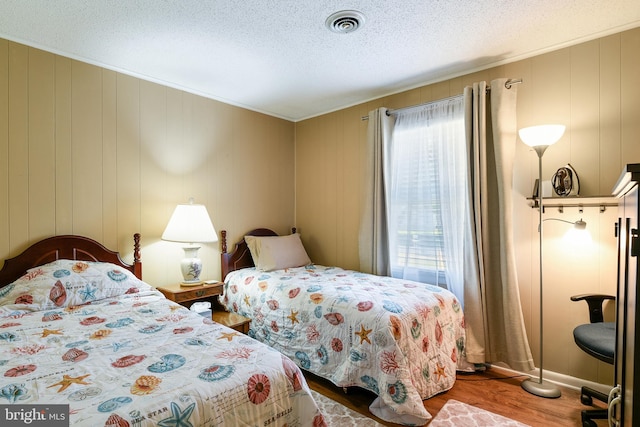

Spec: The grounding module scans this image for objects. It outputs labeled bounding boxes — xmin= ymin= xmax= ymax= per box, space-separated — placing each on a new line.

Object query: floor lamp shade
xmin=519 ymin=125 xmax=565 ymax=148
xmin=162 ymin=201 xmax=218 ymax=284
xmin=519 ymin=124 xmax=564 ymax=399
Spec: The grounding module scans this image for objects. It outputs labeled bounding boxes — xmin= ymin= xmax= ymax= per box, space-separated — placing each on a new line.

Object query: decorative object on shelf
xmin=531 ymin=178 xmax=540 ymax=199
xmin=519 ymin=124 xmax=565 ymax=399
xmin=162 ymin=198 xmax=217 ymax=285
xmin=532 ymin=178 xmax=553 ymax=198
xmin=551 ymin=163 xmax=580 ymax=197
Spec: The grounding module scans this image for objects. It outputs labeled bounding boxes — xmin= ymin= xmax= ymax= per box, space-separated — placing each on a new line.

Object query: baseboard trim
xmin=488 ymin=363 xmax=611 ymax=395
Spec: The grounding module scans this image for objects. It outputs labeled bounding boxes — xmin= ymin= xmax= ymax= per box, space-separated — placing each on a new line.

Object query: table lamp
xmin=162 ymin=198 xmax=218 ymax=285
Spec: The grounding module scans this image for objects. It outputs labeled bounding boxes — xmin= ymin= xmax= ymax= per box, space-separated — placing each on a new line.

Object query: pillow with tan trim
xmin=245 ymin=233 xmax=311 ymax=271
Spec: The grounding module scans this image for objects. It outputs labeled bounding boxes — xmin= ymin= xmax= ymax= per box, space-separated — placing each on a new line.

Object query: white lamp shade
xmin=162 ymin=203 xmax=218 ymax=243
xmin=518 ymin=124 xmax=565 ymax=148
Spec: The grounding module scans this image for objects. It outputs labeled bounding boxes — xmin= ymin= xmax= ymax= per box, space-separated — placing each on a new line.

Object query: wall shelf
xmin=526 ymin=196 xmax=618 ymax=213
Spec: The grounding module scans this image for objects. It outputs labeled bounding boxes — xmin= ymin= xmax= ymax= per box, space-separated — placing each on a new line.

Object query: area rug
xmin=310 ymin=389 xmax=385 ymax=427
xmin=428 ymin=399 xmax=530 ymax=426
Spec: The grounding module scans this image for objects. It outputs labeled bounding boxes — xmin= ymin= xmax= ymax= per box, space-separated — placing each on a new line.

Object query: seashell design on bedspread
xmin=222 ymin=264 xmax=473 ymax=425
xmin=49 ymin=280 xmax=67 ymax=306
xmin=0 ymin=259 xmax=323 ymax=427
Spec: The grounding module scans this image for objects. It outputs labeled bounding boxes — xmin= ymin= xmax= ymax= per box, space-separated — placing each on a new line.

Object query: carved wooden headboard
xmin=0 ymin=234 xmax=142 ymax=287
xmin=220 ymin=228 xmax=297 ymax=281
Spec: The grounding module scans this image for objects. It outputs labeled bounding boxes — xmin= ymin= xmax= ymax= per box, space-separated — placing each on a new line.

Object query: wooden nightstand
xmin=156 ymin=282 xmax=251 ymax=334
xmin=212 ymin=311 xmax=251 ymax=334
xmin=156 ymin=281 xmax=224 ymax=307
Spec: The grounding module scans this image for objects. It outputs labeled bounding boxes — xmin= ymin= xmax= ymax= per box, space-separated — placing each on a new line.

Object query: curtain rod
xmin=360 ymin=78 xmax=523 ymax=121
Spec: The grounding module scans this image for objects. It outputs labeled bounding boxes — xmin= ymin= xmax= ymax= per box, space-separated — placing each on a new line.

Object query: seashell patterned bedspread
xmin=0 ymin=283 xmax=322 ymax=426
xmin=222 ymin=265 xmax=471 ymax=425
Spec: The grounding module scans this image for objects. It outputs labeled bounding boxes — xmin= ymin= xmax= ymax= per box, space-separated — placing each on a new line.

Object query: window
xmin=386 ymin=97 xmax=466 ymax=288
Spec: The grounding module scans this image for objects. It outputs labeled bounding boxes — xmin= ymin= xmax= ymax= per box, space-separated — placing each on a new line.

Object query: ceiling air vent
xmin=325 ymin=10 xmax=365 ymax=34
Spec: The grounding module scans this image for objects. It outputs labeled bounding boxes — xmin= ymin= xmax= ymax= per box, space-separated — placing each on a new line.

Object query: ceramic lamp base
xmin=180 ymin=245 xmax=203 ymax=285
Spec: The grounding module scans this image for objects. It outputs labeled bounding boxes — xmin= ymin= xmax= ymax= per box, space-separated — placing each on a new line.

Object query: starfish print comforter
xmin=0 ymin=260 xmax=323 ymax=426
xmin=222 ymin=264 xmax=471 ymax=425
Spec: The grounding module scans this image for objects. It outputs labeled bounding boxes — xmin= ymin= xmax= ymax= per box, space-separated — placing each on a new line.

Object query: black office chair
xmin=571 ymin=294 xmax=615 ymax=427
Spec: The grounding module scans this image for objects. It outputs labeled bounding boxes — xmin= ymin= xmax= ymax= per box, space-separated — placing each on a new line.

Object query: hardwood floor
xmin=305 ymin=367 xmax=609 ymax=426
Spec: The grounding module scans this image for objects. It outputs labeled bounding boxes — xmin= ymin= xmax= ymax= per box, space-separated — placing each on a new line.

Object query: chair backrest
xmin=570 ymin=294 xmax=615 ymax=323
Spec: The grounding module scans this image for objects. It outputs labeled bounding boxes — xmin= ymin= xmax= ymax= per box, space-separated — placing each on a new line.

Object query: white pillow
xmin=244 ymin=233 xmax=311 ymax=271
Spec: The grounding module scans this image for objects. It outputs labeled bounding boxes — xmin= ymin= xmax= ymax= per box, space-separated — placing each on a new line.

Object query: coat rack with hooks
xmin=527 ymin=196 xmax=618 ymax=213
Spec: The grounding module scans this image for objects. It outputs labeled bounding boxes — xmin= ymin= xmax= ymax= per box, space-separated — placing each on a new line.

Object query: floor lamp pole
xmin=521 ymin=146 xmax=561 ymax=398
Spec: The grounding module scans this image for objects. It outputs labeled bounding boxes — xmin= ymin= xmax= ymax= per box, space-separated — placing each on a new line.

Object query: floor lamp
xmin=519 ymin=124 xmax=566 ymax=399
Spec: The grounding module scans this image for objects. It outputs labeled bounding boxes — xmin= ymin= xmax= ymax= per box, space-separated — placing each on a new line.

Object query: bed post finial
xmin=292 ymin=227 xmax=297 ymax=234
xmin=133 ymin=233 xmax=141 ymax=262
xmin=133 ymin=233 xmax=142 ymax=279
xmin=221 ymin=230 xmax=227 ymax=254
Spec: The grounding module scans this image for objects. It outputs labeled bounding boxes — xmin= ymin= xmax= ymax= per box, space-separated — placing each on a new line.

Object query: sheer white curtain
xmin=388 ymin=98 xmax=467 ymax=301
xmin=361 ymin=79 xmax=533 ymax=373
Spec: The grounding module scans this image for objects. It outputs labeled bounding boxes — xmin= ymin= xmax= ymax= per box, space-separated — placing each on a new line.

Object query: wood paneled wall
xmin=0 ymin=39 xmax=295 ymax=287
xmin=295 ymin=27 xmax=640 ymax=387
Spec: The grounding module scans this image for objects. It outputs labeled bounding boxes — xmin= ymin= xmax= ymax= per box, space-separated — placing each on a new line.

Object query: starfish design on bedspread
xmin=355 ymin=325 xmax=372 ymax=344
xmin=78 ymin=284 xmax=97 ymax=301
xmin=337 ymin=295 xmax=350 ymax=304
xmin=112 ymin=341 xmax=131 ymax=352
xmin=433 ymin=363 xmax=447 ymax=381
xmin=244 ymin=295 xmax=251 ymax=307
xmin=217 ymin=331 xmax=240 ymax=342
xmin=158 ymin=401 xmax=196 ymax=427
xmin=48 ymin=374 xmax=91 ymax=392
xmin=287 ymin=309 xmax=299 ymax=325
xmin=39 ymin=328 xmax=63 ymax=338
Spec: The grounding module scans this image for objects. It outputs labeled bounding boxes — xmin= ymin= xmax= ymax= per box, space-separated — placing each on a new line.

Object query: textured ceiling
xmin=1 ymin=1 xmax=639 ymax=122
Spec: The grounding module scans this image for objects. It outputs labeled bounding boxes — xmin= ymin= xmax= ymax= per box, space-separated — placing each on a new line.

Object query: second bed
xmin=220 ymin=229 xmax=471 ymax=425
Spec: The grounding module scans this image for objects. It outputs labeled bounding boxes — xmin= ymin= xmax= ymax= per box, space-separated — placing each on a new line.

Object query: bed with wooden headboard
xmin=0 ymin=234 xmax=142 ymax=287
xmin=219 ymin=227 xmax=471 ymax=425
xmin=0 ymin=233 xmax=322 ymax=426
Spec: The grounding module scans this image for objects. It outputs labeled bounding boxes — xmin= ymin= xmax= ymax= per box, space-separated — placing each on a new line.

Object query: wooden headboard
xmin=0 ymin=234 xmax=142 ymax=287
xmin=220 ymin=228 xmax=297 ymax=281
